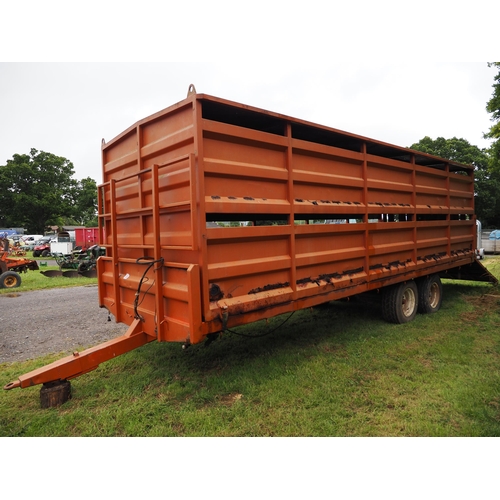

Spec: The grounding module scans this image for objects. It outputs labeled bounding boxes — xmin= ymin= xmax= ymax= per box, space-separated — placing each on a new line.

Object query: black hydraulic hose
xmin=225 ymin=311 xmax=296 ymax=338
xmin=133 ymin=256 xmax=164 ymax=321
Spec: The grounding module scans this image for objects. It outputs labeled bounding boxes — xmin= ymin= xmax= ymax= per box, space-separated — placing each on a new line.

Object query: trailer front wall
xmin=98 ymin=93 xmax=476 ymax=345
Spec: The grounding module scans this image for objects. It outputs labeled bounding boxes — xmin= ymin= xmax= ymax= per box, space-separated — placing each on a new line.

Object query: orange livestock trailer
xmin=5 ymin=85 xmax=497 ymax=406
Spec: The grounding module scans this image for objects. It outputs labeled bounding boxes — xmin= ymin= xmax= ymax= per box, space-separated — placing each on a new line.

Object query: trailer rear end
xmin=5 ymin=85 xmax=497 ymax=405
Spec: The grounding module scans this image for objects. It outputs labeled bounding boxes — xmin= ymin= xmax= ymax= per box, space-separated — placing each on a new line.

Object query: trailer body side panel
xmin=98 ymin=93 xmax=478 ymax=344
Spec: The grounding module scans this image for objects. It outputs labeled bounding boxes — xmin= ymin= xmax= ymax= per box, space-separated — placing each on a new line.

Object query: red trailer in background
xmin=74 ymin=227 xmax=98 ymax=250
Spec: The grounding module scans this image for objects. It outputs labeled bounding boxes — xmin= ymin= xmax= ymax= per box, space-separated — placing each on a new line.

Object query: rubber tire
xmin=417 ymin=274 xmax=443 ymax=314
xmin=41 ymin=249 xmax=50 ymax=257
xmin=77 ymin=261 xmax=90 ymax=273
xmin=382 ymin=280 xmax=418 ymax=324
xmin=33 ymin=250 xmax=40 ymax=257
xmin=0 ymin=271 xmax=22 ymax=289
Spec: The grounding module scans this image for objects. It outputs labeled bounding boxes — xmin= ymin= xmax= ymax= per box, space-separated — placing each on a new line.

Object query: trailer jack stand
xmin=3 ymin=318 xmax=156 ymax=405
xmin=40 ymin=380 xmax=71 ymax=408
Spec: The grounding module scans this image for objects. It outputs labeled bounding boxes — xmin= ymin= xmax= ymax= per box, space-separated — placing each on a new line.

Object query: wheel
xmin=41 ymin=249 xmax=50 ymax=257
xmin=382 ymin=280 xmax=418 ymax=324
xmin=417 ymin=274 xmax=442 ymax=314
xmin=33 ymin=250 xmax=40 ymax=257
xmin=77 ymin=261 xmax=90 ymax=273
xmin=0 ymin=271 xmax=22 ymax=289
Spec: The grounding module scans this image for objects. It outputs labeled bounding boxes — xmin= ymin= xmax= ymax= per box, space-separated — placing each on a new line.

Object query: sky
xmin=0 ymin=62 xmax=497 ymax=184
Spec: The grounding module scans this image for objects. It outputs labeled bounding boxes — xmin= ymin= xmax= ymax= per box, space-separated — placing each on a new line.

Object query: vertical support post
xmin=445 ymin=162 xmax=451 ymax=258
xmin=137 ymin=125 xmax=146 ymax=243
xmin=151 ymin=163 xmax=165 ymax=337
xmin=189 ymin=153 xmax=198 ymax=252
xmin=187 ymin=264 xmax=203 ymax=344
xmin=194 ymin=99 xmax=211 ymax=322
xmin=470 ymin=165 xmax=476 ymax=250
xmin=286 ymin=123 xmax=297 ymax=300
xmin=109 ymin=178 xmax=121 ymax=322
xmin=97 ymin=183 xmax=108 ymax=309
xmin=410 ymin=153 xmax=417 ymax=265
xmin=361 ymin=142 xmax=369 ymax=278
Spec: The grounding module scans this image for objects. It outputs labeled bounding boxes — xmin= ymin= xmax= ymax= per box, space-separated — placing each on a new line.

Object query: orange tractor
xmin=0 ymin=248 xmax=39 ymax=288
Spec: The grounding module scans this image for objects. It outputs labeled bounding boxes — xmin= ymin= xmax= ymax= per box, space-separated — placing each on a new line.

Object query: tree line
xmin=0 ymin=148 xmax=97 ymax=234
xmin=1 ymin=63 xmax=499 ymax=233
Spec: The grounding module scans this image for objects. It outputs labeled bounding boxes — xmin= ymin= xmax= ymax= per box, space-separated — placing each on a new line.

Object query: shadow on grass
xmin=87 ymin=293 xmax=397 ymax=391
xmin=84 ymin=279 xmax=497 ymax=395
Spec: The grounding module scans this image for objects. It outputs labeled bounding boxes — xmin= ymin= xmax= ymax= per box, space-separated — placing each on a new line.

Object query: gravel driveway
xmin=0 ymin=285 xmax=128 ymax=363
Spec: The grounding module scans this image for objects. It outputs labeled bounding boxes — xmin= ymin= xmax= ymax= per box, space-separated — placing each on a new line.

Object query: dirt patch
xmin=219 ymin=393 xmax=243 ymax=406
xmin=461 ymin=294 xmax=500 ymax=322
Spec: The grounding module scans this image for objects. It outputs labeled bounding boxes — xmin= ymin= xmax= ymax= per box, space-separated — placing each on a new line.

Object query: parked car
xmin=32 ymin=235 xmax=57 ymax=257
xmin=20 ymin=235 xmax=43 ymax=251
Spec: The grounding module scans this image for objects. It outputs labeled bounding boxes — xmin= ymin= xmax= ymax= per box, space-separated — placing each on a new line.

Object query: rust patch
xmin=295 ymin=268 xmax=365 ymax=289
xmin=209 ymin=283 xmax=224 ymax=301
xmin=417 ymin=252 xmax=447 ymax=262
xmin=370 ymin=259 xmax=411 ymax=271
xmin=249 ymin=281 xmax=290 ymax=294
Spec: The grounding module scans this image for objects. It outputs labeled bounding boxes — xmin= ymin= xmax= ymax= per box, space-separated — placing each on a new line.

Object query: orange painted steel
xmin=4 ymin=87 xmax=496 ymax=391
xmin=0 ymin=252 xmax=39 ymax=274
xmin=96 ymin=89 xmax=482 ymax=342
xmin=3 ymin=319 xmax=153 ymax=390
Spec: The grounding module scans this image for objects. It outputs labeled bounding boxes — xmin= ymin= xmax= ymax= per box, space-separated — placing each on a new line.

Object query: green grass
xmin=0 ymin=265 xmax=97 ymax=292
xmin=1 ymin=258 xmax=500 ymax=436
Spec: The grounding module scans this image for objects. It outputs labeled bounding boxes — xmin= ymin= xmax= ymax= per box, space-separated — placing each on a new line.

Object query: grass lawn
xmin=1 ymin=257 xmax=499 ymax=437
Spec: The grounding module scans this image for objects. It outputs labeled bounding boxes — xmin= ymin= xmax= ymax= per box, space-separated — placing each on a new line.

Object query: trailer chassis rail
xmin=3 ymin=319 xmax=155 ymax=405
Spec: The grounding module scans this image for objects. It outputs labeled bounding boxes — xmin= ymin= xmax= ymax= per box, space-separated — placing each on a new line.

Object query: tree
xmin=409 ymin=136 xmax=485 ymax=165
xmin=73 ymin=177 xmax=98 ymax=227
xmin=409 ymin=136 xmax=500 ymax=228
xmin=0 ymin=149 xmax=81 ymax=233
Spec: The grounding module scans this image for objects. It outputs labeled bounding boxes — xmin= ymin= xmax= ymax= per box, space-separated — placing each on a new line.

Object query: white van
xmin=21 ymin=235 xmax=43 ymax=249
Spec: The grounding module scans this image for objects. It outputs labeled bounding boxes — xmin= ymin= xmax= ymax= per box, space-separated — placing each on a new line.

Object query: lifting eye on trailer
xmin=4 ymin=85 xmax=498 ymax=407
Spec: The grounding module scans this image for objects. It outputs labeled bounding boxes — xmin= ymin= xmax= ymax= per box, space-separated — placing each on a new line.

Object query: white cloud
xmin=0 ymin=62 xmax=496 ymax=183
